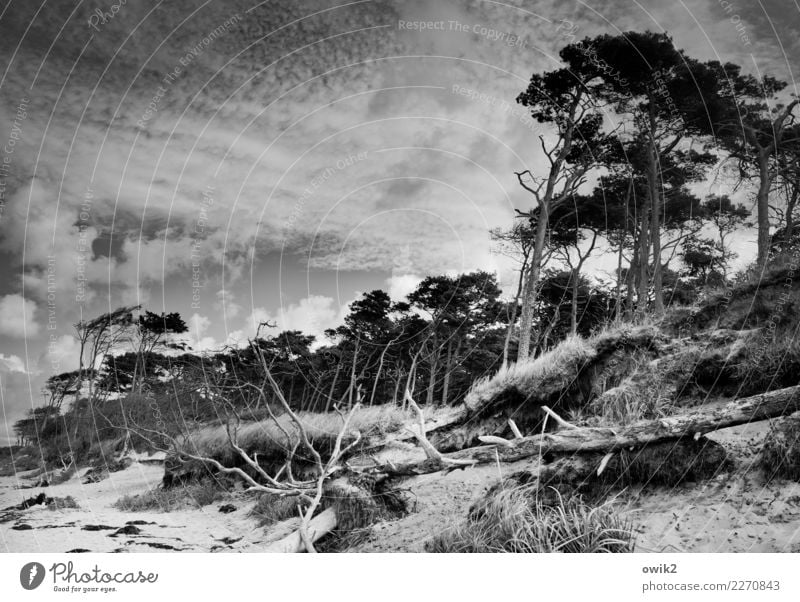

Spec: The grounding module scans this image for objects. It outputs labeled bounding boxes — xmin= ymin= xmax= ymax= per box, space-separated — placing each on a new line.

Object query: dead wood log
xmin=264 ymin=507 xmax=338 ymax=553
xmin=359 ymin=405 xmax=468 ymax=452
xmin=356 ymin=384 xmax=800 ymax=478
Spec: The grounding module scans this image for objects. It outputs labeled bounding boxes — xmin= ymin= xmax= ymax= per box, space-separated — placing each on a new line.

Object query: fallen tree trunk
xmin=358 ymin=384 xmax=800 ymax=478
xmin=264 ymin=507 xmax=338 ymax=553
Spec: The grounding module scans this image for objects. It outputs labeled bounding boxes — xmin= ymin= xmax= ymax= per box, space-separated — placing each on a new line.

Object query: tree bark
xmin=264 ymin=508 xmax=338 ymax=553
xmin=756 ymin=149 xmax=772 ymax=267
xmin=441 ymin=338 xmax=454 ymax=405
xmin=517 ymin=212 xmax=549 ymax=361
xmin=647 ymin=139 xmax=664 ymax=316
xmin=636 ymin=189 xmax=651 ymax=317
xmin=502 ymin=255 xmax=528 ymax=367
xmin=426 ymin=332 xmax=439 ymax=406
xmin=324 ymin=363 xmax=341 ymax=413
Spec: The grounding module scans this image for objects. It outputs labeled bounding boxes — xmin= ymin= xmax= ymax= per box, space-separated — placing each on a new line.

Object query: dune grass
xmin=585 ymin=355 xmax=674 ymax=427
xmin=179 ymin=405 xmax=410 ymax=473
xmin=425 ymin=485 xmax=635 ymax=553
xmin=114 ymin=479 xmax=229 ymax=512
xmin=464 ymin=334 xmax=595 ymax=413
xmin=464 ymin=323 xmax=661 ymax=418
xmin=249 ymin=492 xmax=303 ymax=527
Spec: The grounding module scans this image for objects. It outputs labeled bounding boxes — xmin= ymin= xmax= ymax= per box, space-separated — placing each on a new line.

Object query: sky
xmin=0 ymin=0 xmax=797 ymax=444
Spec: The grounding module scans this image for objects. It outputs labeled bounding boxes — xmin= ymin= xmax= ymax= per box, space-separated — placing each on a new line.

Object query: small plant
xmin=425 ymin=485 xmax=635 ymax=553
xmin=758 ymin=414 xmax=800 ymax=482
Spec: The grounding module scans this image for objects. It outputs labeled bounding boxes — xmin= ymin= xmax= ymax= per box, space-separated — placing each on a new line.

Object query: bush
xmin=758 ymin=414 xmax=800 ymax=482
xmin=425 ymin=485 xmax=635 ymax=553
xmin=114 ymin=479 xmax=228 ymax=512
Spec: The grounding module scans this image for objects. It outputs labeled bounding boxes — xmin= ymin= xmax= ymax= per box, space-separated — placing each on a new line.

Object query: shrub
xmin=425 ymin=485 xmax=635 ymax=553
xmin=759 ymin=414 xmax=800 ymax=482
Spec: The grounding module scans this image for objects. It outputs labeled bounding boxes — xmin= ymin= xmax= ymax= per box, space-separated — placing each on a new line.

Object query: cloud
xmin=248 ymin=295 xmax=342 ymax=342
xmin=214 ymin=289 xmax=241 ymax=320
xmin=0 ymin=354 xmax=27 ymax=374
xmin=187 ymin=313 xmax=219 ymax=351
xmin=42 ymin=335 xmax=81 ymax=375
xmin=386 ymin=274 xmax=422 ymax=301
xmin=0 ymin=294 xmax=39 ymax=338
xmin=0 ymin=359 xmax=34 ymax=446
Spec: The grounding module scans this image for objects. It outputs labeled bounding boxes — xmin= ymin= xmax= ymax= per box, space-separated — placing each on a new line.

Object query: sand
xmin=0 ymin=456 xmax=273 ymax=553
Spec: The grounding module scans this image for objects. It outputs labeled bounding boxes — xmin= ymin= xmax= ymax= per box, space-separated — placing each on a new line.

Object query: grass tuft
xmin=114 ymin=479 xmax=228 ymax=512
xmin=249 ymin=493 xmax=303 ymax=527
xmin=425 ymin=485 xmax=635 ymax=553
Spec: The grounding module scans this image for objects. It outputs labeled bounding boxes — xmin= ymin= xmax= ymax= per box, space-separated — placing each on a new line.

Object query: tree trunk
xmin=517 ymin=204 xmax=549 ymax=362
xmin=570 ymin=267 xmax=580 ymax=335
xmin=426 ymin=332 xmax=439 ymax=406
xmin=324 ymin=363 xmax=342 ymax=413
xmin=360 ymin=384 xmax=800 ymax=478
xmin=371 ymin=333 xmax=402 ymax=406
xmin=636 ymin=192 xmax=651 ymax=317
xmin=517 ymin=94 xmax=584 ymax=362
xmin=626 ymin=225 xmax=638 ymax=321
xmin=785 ymin=184 xmax=798 ymax=242
xmin=392 ymin=365 xmax=403 ymax=405
xmin=615 ymin=178 xmax=633 ymax=321
xmin=647 ymin=138 xmax=664 ymax=316
xmin=502 ymin=255 xmax=528 ymax=367
xmin=348 ymin=340 xmax=359 ymax=407
xmin=756 ymin=149 xmax=772 ymax=267
xmin=441 ymin=338 xmax=455 ymax=405
xmin=264 ymin=508 xmax=338 ymax=553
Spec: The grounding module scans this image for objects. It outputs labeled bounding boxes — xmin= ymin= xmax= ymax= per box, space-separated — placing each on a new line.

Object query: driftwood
xmin=264 ymin=508 xmax=338 ymax=553
xmin=356 ymin=384 xmax=800 ymax=479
